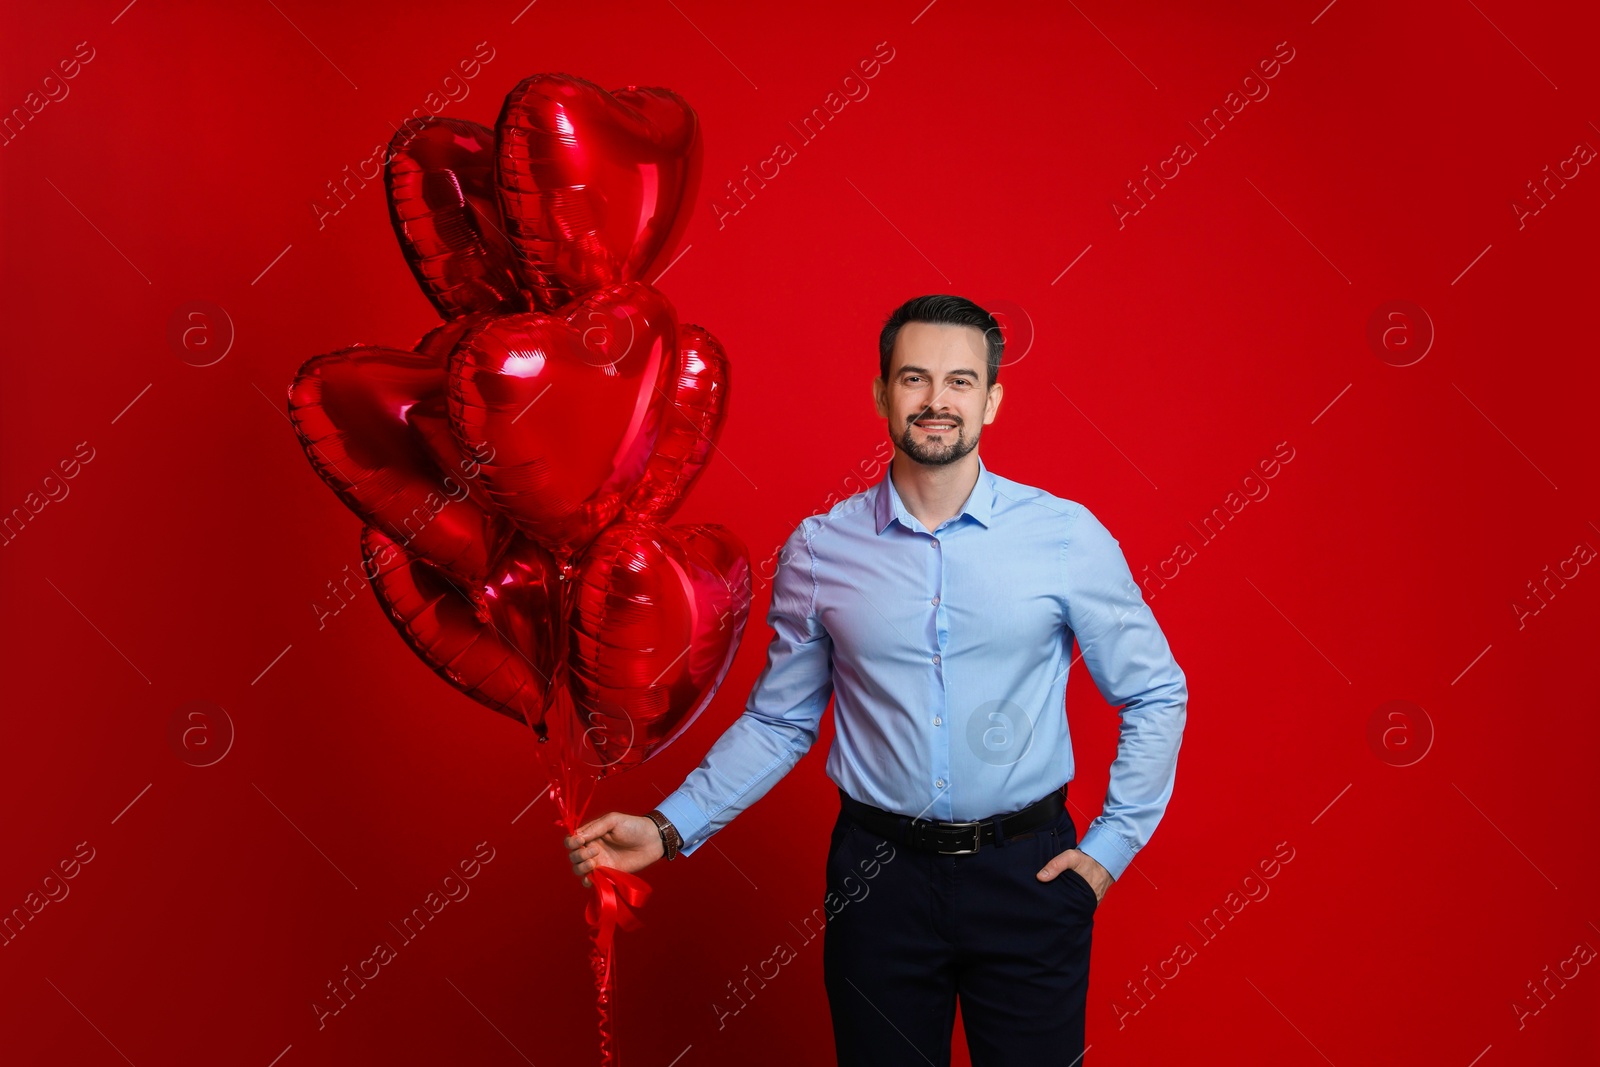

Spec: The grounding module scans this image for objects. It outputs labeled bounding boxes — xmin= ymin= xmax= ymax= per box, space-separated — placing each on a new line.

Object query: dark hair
xmin=878 ymin=294 xmax=1003 ymax=387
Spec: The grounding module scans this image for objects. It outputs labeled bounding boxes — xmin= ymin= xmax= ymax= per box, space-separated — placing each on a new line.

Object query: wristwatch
xmin=646 ymin=809 xmax=682 ymax=862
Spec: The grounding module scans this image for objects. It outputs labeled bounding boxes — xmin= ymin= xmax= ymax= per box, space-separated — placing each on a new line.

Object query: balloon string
xmin=591 ymin=939 xmax=616 ymax=1067
xmin=585 ymin=867 xmax=650 ymax=1067
xmin=528 ymin=694 xmax=650 ymax=1065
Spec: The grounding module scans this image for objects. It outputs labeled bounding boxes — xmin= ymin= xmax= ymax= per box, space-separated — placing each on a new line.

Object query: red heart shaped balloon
xmin=565 ymin=521 xmax=751 ymax=776
xmin=289 ymin=346 xmax=512 ymax=587
xmin=385 ymin=117 xmax=527 ymax=320
xmin=362 ymin=525 xmax=566 ymax=733
xmin=620 ymin=322 xmax=731 ymax=525
xmin=408 ymin=314 xmax=500 ymax=513
xmin=447 ymin=281 xmax=677 ymax=562
xmin=496 ymin=73 xmax=701 ymax=309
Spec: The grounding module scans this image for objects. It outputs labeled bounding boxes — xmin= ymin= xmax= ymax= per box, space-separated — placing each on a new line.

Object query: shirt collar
xmin=874 ymin=454 xmax=995 ymax=535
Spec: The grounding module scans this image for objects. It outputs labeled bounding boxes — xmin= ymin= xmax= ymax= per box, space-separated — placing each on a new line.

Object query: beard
xmin=898 ymin=416 xmax=980 ymax=466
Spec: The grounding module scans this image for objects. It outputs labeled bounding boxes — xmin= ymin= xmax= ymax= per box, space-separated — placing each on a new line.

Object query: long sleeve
xmin=654 ymin=517 xmax=835 ymax=856
xmin=1060 ymin=505 xmax=1188 ymax=881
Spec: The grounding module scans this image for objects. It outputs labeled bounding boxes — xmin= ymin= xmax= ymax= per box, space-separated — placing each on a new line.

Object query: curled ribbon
xmin=585 ymin=865 xmax=653 ymax=1064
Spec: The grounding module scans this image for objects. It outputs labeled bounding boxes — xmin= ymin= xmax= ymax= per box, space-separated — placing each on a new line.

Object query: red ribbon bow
xmin=584 ymin=866 xmax=653 ymax=958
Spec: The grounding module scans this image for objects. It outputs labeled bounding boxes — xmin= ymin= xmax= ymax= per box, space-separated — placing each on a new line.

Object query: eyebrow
xmin=897 ymin=365 xmax=982 ymax=379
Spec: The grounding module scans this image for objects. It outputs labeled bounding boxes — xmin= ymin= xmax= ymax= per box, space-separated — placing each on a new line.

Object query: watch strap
xmin=646 ymin=809 xmax=682 ymax=862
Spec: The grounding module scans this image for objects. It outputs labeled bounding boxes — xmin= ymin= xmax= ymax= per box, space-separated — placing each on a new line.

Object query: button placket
xmin=929 ymin=532 xmax=950 ymax=818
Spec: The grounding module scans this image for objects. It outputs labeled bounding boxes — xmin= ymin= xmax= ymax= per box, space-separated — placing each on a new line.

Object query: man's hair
xmin=878 ymin=294 xmax=1003 ymax=387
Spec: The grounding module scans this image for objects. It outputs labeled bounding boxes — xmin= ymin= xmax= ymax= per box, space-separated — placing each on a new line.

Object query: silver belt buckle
xmin=935 ymin=820 xmax=984 ymax=855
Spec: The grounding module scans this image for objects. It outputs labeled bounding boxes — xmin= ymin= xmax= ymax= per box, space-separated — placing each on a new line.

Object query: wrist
xmin=646 ymin=809 xmax=682 ymax=862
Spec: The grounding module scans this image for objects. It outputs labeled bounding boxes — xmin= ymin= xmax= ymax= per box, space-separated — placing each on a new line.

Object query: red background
xmin=3 ymin=1 xmax=1597 ymax=1064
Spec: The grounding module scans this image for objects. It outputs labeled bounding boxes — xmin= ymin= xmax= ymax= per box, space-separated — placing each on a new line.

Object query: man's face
xmin=873 ymin=321 xmax=1003 ymax=467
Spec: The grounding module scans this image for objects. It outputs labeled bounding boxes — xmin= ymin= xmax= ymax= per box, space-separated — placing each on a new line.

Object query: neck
xmin=889 ymin=451 xmax=981 ymax=532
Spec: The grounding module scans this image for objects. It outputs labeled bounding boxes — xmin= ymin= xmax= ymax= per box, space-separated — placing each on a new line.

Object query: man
xmin=565 ymin=294 xmax=1188 ymax=1064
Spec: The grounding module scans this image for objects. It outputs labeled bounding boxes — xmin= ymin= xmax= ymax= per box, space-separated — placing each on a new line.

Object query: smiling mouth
xmin=915 ymin=420 xmax=957 ymax=432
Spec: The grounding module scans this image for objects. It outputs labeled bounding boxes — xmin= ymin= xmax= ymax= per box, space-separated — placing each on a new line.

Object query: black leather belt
xmin=838 ymin=784 xmax=1067 ymax=855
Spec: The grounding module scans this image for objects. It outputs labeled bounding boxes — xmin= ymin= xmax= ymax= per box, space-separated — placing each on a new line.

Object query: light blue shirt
xmin=654 ymin=454 xmax=1187 ymax=880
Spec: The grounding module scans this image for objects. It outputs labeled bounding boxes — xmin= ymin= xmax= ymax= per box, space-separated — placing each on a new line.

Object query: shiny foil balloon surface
xmin=620 ymin=323 xmax=730 ymax=524
xmin=288 ymin=346 xmax=511 ymax=587
xmin=566 ymin=522 xmax=752 ymax=776
xmin=408 ymin=314 xmax=499 ymax=512
xmin=496 ymin=73 xmax=702 ymax=309
xmin=447 ymin=281 xmax=678 ymax=562
xmin=362 ymin=526 xmax=565 ymax=732
xmin=289 ymin=73 xmax=745 ymax=789
xmin=384 ymin=117 xmax=527 ymax=319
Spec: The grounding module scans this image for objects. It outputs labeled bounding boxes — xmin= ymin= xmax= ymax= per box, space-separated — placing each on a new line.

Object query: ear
xmin=983 ymin=381 xmax=1003 ymax=425
xmin=872 ymin=376 xmax=888 ymax=419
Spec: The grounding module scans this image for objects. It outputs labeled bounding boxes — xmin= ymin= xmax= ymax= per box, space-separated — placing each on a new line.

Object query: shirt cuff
xmin=654 ymin=790 xmax=712 ymax=858
xmin=1075 ymin=822 xmax=1137 ymax=882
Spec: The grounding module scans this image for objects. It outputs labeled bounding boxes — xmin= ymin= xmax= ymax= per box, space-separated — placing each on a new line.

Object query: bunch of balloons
xmin=287 ymin=73 xmax=748 ymax=1063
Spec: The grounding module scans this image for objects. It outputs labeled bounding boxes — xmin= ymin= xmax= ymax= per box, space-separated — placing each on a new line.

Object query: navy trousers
xmin=822 ymin=797 xmax=1095 ymax=1066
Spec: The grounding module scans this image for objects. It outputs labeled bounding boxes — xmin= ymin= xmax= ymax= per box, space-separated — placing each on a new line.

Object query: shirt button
xmin=935 ymin=778 xmax=946 ymax=788
xmin=931 ymin=596 xmax=940 ymax=606
xmin=932 ymin=654 xmax=941 ymax=665
xmin=930 ymin=539 xmax=939 ymax=548
xmin=933 ymin=716 xmax=943 ymax=726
